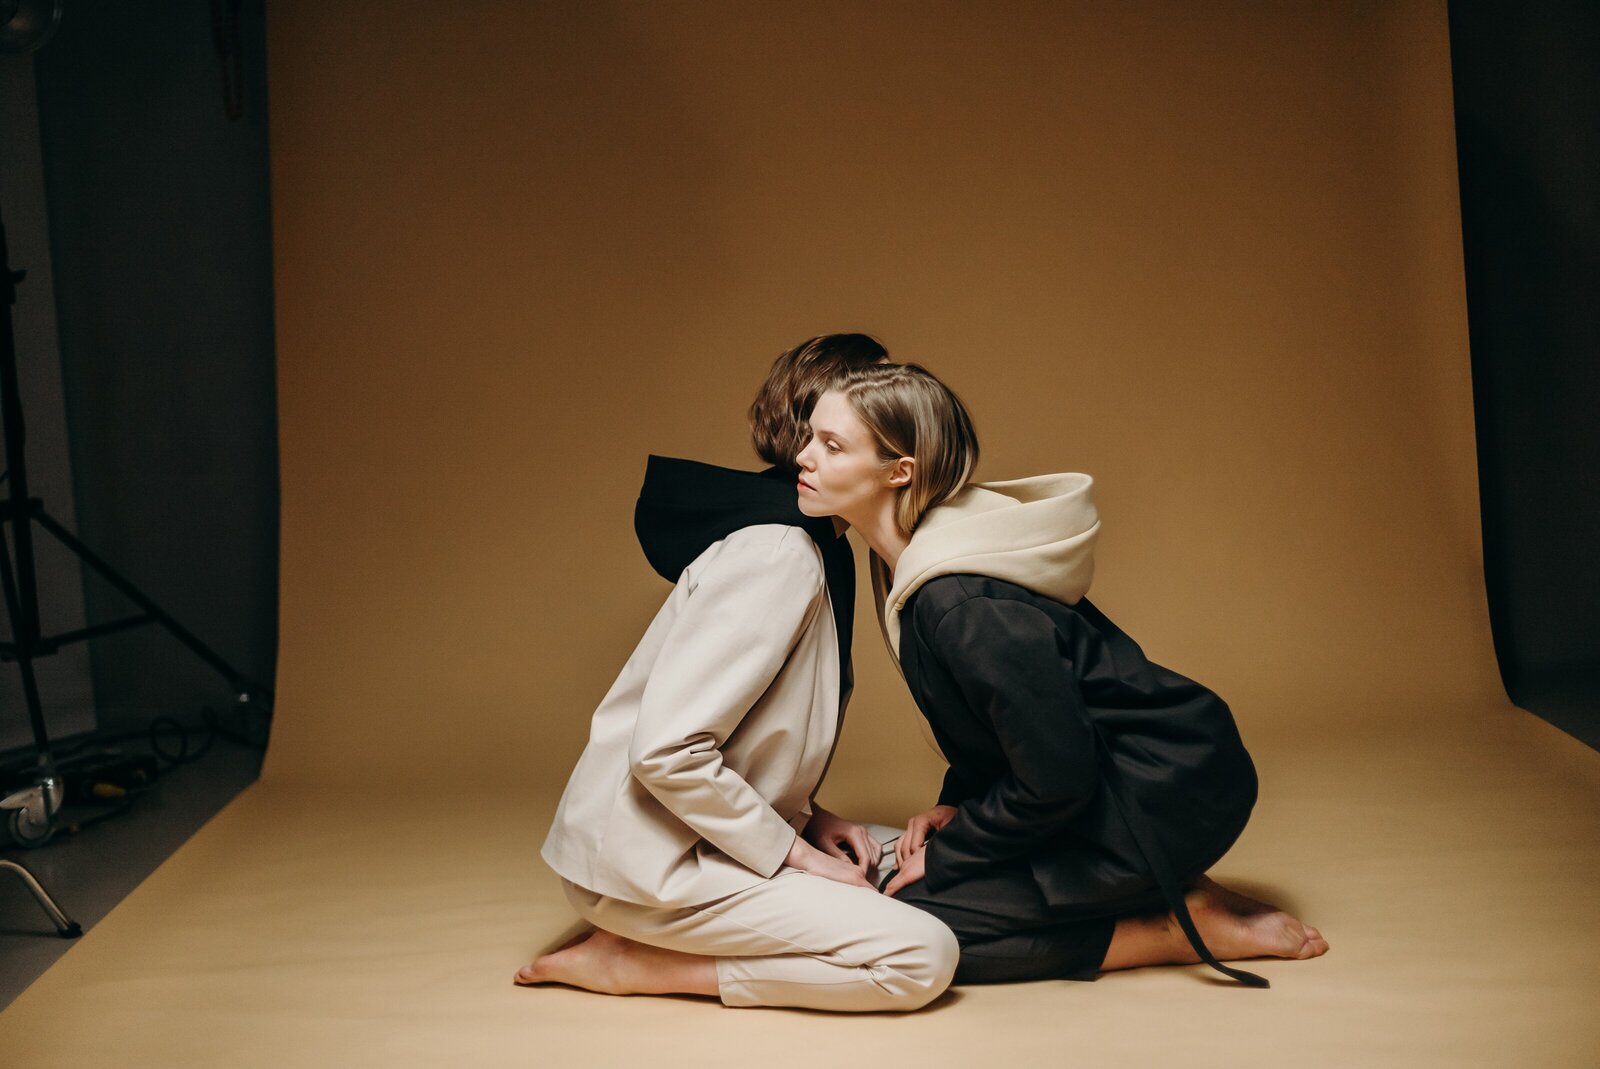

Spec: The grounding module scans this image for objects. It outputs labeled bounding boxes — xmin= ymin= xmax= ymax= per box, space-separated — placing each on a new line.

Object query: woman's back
xmin=899 ymin=572 xmax=1258 ymax=909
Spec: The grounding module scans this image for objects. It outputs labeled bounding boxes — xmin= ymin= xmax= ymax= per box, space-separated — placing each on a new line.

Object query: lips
xmin=797 ymin=478 xmax=815 ymax=492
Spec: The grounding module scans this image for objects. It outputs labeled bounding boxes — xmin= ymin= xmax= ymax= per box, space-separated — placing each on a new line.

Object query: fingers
xmin=845 ymin=827 xmax=875 ymax=874
xmin=827 ymin=857 xmax=874 ymax=890
xmin=902 ymin=820 xmax=928 ymax=868
xmin=896 ymin=819 xmax=919 ymax=869
xmin=818 ymin=837 xmax=853 ymax=864
xmin=884 ymin=842 xmax=927 ymax=897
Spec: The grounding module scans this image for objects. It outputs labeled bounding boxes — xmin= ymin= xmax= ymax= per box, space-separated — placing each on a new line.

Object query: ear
xmin=887 ymin=456 xmax=915 ymax=488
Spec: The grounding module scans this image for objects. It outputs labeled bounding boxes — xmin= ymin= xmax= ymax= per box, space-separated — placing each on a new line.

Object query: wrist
xmin=785 ymin=832 xmax=809 ymax=868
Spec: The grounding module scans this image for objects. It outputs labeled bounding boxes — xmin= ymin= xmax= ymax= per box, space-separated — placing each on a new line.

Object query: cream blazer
xmin=541 ymin=523 xmax=843 ymax=908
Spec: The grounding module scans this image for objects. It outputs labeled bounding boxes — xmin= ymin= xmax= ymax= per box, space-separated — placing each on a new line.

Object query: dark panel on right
xmin=1448 ymin=1 xmax=1600 ymax=748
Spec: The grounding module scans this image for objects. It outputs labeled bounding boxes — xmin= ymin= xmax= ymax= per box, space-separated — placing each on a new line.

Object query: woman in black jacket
xmin=795 ymin=362 xmax=1329 ymax=987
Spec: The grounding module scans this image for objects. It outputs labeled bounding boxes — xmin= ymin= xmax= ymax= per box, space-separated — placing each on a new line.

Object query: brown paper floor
xmin=2 ymin=696 xmax=1596 ymax=1067
xmin=0 ymin=743 xmax=264 ymax=1010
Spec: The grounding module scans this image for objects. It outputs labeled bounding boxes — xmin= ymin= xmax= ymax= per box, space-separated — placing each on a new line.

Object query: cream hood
xmin=871 ymin=472 xmax=1100 ymax=661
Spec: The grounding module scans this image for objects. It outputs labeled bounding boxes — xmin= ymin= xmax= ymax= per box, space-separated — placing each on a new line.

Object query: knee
xmin=876 ymin=914 xmax=959 ymax=1011
xmin=925 ymin=918 xmax=961 ymax=995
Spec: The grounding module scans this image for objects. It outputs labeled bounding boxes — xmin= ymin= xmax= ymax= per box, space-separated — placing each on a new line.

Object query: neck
xmin=845 ymin=498 xmax=910 ymax=575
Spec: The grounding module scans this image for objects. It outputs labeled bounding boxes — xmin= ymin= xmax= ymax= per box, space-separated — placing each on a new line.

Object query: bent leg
xmin=950 ymin=922 xmax=1116 ymax=984
xmin=893 ymin=868 xmax=1328 ymax=984
xmin=517 ymin=926 xmax=720 ymax=996
xmin=557 ymin=874 xmax=958 ymax=1012
xmin=890 ymin=864 xmax=1119 ymax=983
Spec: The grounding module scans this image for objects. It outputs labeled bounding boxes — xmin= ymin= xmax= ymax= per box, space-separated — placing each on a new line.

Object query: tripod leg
xmin=31 ymin=509 xmax=273 ymax=702
xmin=0 ymin=859 xmax=82 ymax=937
xmin=0 ymin=517 xmax=57 ymax=789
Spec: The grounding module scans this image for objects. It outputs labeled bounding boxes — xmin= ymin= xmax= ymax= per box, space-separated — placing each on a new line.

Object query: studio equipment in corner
xmin=0 ymin=204 xmax=274 ymax=846
xmin=0 ymin=0 xmax=76 ymax=939
xmin=0 ymin=0 xmax=59 ymax=54
xmin=1 ymin=0 xmax=269 ymax=941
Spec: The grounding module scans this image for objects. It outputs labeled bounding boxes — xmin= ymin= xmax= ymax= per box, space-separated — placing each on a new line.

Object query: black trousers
xmin=887 ymin=859 xmax=1167 ymax=984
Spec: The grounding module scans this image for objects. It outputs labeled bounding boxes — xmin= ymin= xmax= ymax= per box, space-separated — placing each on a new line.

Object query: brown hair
xmin=834 ymin=362 xmax=980 ymax=535
xmin=750 ymin=333 xmax=888 ymax=471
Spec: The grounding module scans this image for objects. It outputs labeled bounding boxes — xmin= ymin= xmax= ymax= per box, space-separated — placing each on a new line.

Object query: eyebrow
xmin=810 ymin=424 xmax=851 ymax=444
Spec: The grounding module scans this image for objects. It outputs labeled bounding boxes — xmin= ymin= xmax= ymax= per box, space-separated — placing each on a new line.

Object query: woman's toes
xmin=514 ymin=929 xmax=598 ymax=985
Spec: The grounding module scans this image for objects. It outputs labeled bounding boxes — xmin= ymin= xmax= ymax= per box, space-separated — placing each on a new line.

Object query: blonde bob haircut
xmin=832 ymin=362 xmax=979 ymax=536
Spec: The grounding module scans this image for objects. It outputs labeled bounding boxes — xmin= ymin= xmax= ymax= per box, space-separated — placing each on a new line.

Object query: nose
xmin=796 ymin=441 xmax=817 ymax=471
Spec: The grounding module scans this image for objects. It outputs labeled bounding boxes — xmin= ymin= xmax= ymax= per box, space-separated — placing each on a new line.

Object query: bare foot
xmin=513 ymin=927 xmax=631 ymax=992
xmin=1177 ymin=879 xmax=1329 ymax=962
xmin=512 ymin=928 xmax=720 ymax=998
xmin=513 ymin=927 xmax=595 ymax=983
xmin=1189 ymin=874 xmax=1278 ymax=916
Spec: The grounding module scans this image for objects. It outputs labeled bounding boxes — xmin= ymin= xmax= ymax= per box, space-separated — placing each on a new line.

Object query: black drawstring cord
xmin=1094 ymin=730 xmax=1269 ymax=987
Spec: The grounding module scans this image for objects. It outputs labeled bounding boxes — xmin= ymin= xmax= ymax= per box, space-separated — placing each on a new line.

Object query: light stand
xmin=0 ymin=203 xmax=278 ymax=797
xmin=0 ymin=856 xmax=77 ymax=937
xmin=0 ymin=199 xmax=271 ymax=938
xmin=0 ymin=0 xmax=73 ymax=939
xmin=0 ymin=204 xmax=74 ymax=933
xmin=3 ymin=0 xmax=269 ymax=945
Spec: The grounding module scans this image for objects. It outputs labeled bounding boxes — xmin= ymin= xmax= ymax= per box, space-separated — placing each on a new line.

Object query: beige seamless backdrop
xmin=11 ymin=5 xmax=1600 ymax=1067
xmin=264 ymin=0 xmax=1493 ymax=805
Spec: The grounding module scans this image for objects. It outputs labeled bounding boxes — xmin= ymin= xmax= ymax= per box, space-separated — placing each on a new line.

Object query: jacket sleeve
xmin=920 ymin=596 xmax=1100 ymax=892
xmin=628 ymin=533 xmax=824 ymax=878
xmin=936 ymin=764 xmax=984 ymax=807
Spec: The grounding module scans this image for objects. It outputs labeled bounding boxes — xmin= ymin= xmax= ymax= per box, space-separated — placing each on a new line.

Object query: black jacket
xmin=900 ymin=573 xmax=1258 ymax=911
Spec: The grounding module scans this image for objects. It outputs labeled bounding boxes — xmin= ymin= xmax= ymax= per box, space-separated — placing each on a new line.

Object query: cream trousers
xmin=562 ymin=828 xmax=957 ymax=1012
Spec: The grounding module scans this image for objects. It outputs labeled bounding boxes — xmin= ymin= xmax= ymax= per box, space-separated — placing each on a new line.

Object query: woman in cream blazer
xmin=518 ymin=336 xmax=957 ymax=1012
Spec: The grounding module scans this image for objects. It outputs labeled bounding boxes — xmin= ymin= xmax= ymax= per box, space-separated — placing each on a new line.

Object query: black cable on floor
xmin=44 ymin=702 xmax=270 ymax=773
xmin=1 ymin=701 xmax=271 ymax=846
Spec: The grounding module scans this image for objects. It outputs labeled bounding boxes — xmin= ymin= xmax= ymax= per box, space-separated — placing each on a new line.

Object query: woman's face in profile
xmin=795 ymin=390 xmax=894 ymax=521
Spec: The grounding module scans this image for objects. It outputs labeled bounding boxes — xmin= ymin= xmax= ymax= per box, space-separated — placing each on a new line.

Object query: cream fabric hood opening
xmin=870 ymin=472 xmax=1100 ymax=661
xmin=868 ymin=472 xmax=1099 ymax=758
